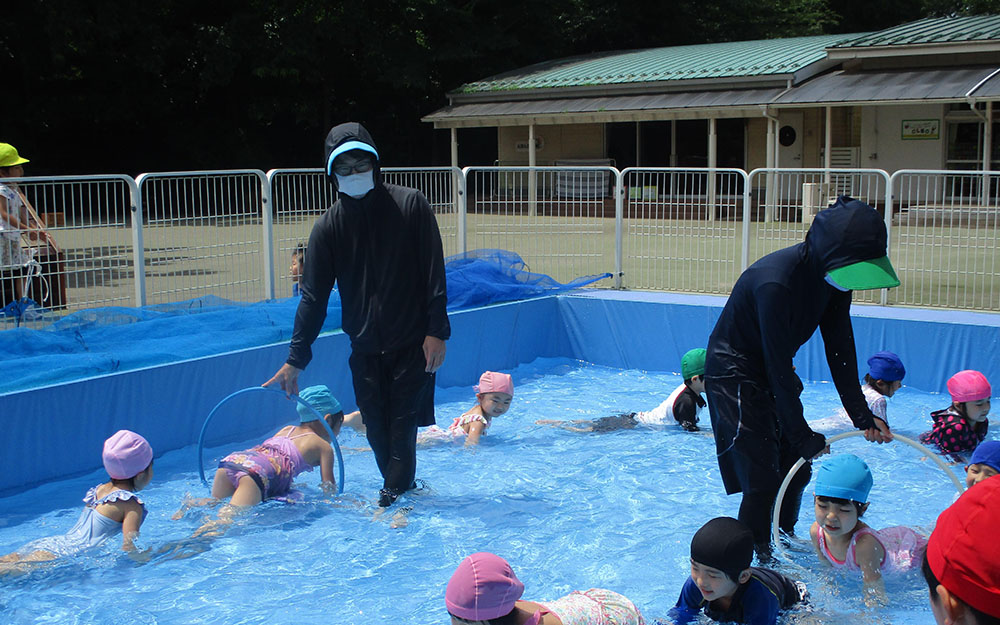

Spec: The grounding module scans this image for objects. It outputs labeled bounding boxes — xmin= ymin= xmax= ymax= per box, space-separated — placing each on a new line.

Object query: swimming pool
xmin=0 ymin=357 xmax=965 ymax=624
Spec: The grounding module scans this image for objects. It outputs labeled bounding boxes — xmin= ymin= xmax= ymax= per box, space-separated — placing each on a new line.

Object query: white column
xmin=765 ymin=117 xmax=776 ymax=222
xmin=824 ymin=106 xmax=833 ymax=189
xmin=528 ymin=123 xmax=537 ymax=217
xmin=708 ymin=118 xmax=717 ymax=222
xmin=983 ymin=101 xmax=993 ymax=207
xmin=451 ymin=127 xmax=461 ymax=234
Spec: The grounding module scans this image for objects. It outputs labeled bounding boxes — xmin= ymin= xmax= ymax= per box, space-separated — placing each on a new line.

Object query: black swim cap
xmin=690 ymin=517 xmax=754 ymax=580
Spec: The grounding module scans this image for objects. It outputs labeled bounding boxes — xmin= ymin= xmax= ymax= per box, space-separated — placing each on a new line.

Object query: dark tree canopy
xmin=0 ymin=0 xmax=995 ymax=175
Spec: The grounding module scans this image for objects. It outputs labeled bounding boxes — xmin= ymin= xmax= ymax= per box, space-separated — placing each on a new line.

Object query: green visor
xmin=826 ymin=256 xmax=900 ymax=291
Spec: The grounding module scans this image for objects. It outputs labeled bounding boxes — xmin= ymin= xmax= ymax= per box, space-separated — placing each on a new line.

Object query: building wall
xmin=860 ymin=103 xmax=947 ymax=173
xmin=498 ymin=124 xmax=606 ymax=165
xmin=746 ymin=118 xmax=768 ymax=171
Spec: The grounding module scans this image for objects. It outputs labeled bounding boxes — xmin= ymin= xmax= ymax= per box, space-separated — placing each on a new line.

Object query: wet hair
xmin=815 ymin=494 xmax=865 ymax=517
xmin=109 ymin=459 xmax=153 ymax=490
xmin=922 ymin=552 xmax=1000 ymax=625
xmin=863 ymin=374 xmax=893 ymax=396
xmin=449 ymin=610 xmax=519 ymax=625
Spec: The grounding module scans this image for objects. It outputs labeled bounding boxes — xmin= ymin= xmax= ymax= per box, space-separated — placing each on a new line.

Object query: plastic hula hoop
xmin=770 ymin=431 xmax=964 ymax=551
xmin=197 ymin=386 xmax=345 ymax=495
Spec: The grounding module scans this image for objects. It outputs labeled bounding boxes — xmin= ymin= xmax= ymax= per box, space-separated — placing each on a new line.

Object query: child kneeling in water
xmin=1 ymin=430 xmax=154 ymax=571
xmin=810 ymin=454 xmax=927 ymax=604
xmin=418 ymin=371 xmax=514 ymax=446
xmin=669 ymin=517 xmax=805 ymax=625
xmin=920 ymin=370 xmax=991 ymax=462
xmin=537 ymin=348 xmax=707 ymax=433
xmin=446 ymin=551 xmax=646 ymax=624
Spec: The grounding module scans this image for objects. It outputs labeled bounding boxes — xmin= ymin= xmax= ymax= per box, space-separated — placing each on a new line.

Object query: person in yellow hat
xmin=0 ymin=143 xmax=44 ymax=303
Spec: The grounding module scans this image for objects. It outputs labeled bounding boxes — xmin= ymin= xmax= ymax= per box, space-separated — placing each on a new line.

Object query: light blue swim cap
xmin=297 ymin=385 xmax=342 ymax=422
xmin=815 ymin=454 xmax=873 ymax=503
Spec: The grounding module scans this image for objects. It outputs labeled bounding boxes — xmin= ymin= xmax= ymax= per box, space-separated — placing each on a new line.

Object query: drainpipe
xmin=761 ymin=107 xmax=780 ymax=223
xmin=824 ymin=106 xmax=833 ymax=190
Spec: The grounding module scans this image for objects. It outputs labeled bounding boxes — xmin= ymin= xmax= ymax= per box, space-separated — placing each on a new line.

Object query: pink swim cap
xmin=446 ymin=552 xmax=524 ymax=621
xmin=102 ymin=430 xmax=153 ymax=480
xmin=947 ymin=370 xmax=992 ymax=403
xmin=475 ymin=371 xmax=514 ymax=396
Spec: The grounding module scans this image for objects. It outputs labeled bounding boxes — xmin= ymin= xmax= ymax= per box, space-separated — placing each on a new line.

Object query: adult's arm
xmin=755 ymin=283 xmax=827 ymax=459
xmin=287 ymin=216 xmax=338 ymax=369
xmin=818 ymin=292 xmax=876 ymax=430
xmin=414 ymin=192 xmax=450 ymax=342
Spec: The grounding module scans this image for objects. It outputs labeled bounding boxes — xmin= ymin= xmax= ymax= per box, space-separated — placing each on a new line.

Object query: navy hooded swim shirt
xmin=706 ymin=197 xmax=885 ymax=448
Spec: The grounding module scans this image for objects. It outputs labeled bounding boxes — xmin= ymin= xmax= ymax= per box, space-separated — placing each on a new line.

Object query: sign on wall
xmin=902 ymin=119 xmax=940 ymax=140
xmin=515 ymin=137 xmax=545 ymax=152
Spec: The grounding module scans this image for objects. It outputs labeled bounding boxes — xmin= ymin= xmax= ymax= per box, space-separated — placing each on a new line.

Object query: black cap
xmin=690 ymin=517 xmax=754 ymax=580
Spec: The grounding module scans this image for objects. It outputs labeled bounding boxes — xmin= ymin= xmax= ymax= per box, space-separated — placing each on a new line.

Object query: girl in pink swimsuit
xmin=418 ymin=371 xmax=514 ymax=446
xmin=809 ymin=454 xmax=927 ymax=606
xmin=445 ymin=552 xmax=645 ymax=625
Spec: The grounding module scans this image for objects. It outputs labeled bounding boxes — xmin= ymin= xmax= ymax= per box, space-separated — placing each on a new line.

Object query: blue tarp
xmin=0 ymin=250 xmax=610 ymax=393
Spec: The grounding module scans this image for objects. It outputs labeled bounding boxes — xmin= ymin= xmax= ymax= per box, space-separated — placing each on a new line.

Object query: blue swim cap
xmin=815 ymin=454 xmax=873 ymax=503
xmin=297 ymin=385 xmax=342 ymax=422
xmin=970 ymin=440 xmax=1000 ymax=474
xmin=867 ymin=351 xmax=905 ymax=382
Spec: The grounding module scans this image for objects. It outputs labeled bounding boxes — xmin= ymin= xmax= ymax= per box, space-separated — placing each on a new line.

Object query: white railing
xmin=889 ymin=169 xmax=1000 ymax=310
xmin=4 ymin=166 xmax=1000 ymax=323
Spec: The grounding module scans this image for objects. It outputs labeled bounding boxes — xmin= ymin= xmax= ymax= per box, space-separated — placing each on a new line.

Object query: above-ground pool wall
xmin=561 ymin=291 xmax=1000 ymax=396
xmin=1 ymin=297 xmax=571 ymax=495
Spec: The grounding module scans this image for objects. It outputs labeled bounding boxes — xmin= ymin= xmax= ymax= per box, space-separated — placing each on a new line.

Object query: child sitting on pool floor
xmin=809 ymin=454 xmax=927 ymax=606
xmin=668 ymin=517 xmax=805 ymax=625
xmin=417 ymin=371 xmax=514 ymax=446
xmin=965 ymin=440 xmax=1000 ymax=489
xmin=0 ymin=430 xmax=154 ymax=572
xmin=920 ymin=370 xmax=991 ymax=462
xmin=173 ymin=385 xmax=363 ymax=530
xmin=446 ymin=551 xmax=646 ymax=625
xmin=537 ymin=348 xmax=707 ymax=433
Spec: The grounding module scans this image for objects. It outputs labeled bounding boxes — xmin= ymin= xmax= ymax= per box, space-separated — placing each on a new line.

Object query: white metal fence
xmin=3 ymin=166 xmax=1000 ymax=324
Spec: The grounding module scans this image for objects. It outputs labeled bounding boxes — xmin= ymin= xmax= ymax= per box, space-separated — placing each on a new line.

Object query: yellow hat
xmin=0 ymin=143 xmax=29 ymax=167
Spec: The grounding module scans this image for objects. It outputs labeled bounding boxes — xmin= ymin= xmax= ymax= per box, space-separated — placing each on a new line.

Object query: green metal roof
xmin=832 ymin=15 xmax=1000 ymax=48
xmin=458 ymin=34 xmax=862 ymax=93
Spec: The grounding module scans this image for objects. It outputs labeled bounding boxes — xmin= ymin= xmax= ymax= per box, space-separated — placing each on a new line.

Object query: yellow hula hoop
xmin=770 ymin=431 xmax=965 ymax=550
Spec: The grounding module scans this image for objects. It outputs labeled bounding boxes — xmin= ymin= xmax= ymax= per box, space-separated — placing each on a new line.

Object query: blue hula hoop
xmin=197 ymin=386 xmax=345 ymax=495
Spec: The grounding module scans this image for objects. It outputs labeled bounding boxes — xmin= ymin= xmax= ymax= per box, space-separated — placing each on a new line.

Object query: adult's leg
xmin=350 ymin=350 xmax=392 ymax=483
xmin=380 ymin=344 xmax=434 ymax=499
xmin=776 ymin=434 xmax=812 ymax=535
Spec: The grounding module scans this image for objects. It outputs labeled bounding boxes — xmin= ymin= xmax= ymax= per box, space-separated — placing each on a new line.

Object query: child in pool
xmin=861 ymin=351 xmax=905 ymax=423
xmin=965 ymin=440 xmax=1000 ymax=489
xmin=290 ymin=242 xmax=305 ymax=297
xmin=920 ymin=370 xmax=991 ymax=462
xmin=809 ymin=454 xmax=927 ymax=605
xmin=922 ymin=477 xmax=1000 ymax=625
xmin=418 ymin=371 xmax=513 ymax=446
xmin=669 ymin=517 xmax=805 ymax=625
xmin=537 ymin=348 xmax=707 ymax=433
xmin=445 ymin=551 xmax=646 ymax=625
xmin=173 ymin=385 xmax=363 ymax=525
xmin=0 ymin=430 xmax=154 ymax=570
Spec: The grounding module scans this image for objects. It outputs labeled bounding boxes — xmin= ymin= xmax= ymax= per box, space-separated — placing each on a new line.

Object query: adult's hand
xmin=263 ymin=363 xmax=302 ymax=396
xmin=864 ymin=417 xmax=893 ymax=444
xmin=423 ymin=335 xmax=446 ymax=373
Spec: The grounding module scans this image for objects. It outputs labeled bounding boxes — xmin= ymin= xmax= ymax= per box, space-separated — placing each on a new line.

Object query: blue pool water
xmin=0 ymin=358 xmax=972 ymax=624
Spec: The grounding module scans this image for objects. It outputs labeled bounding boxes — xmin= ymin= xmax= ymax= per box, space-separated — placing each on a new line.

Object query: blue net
xmin=0 ymin=249 xmax=609 ymax=393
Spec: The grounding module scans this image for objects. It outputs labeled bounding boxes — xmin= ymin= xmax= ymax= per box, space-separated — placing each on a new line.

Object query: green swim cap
xmin=681 ymin=348 xmax=707 ymax=380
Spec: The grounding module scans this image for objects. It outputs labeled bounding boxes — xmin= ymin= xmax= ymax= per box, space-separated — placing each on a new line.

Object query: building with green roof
xmin=424 ymin=15 xmax=999 ymax=177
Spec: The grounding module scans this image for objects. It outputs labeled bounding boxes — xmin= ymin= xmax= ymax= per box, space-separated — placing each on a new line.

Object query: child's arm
xmin=666 ymin=577 xmax=703 ymax=625
xmin=808 ymin=522 xmax=826 ymax=562
xmin=343 ymin=411 xmax=365 ymax=435
xmin=118 ymin=499 xmax=146 ymax=552
xmin=318 ymin=443 xmax=337 ymax=496
xmin=854 ymin=532 xmax=888 ymax=606
xmin=465 ymin=419 xmax=486 ymax=446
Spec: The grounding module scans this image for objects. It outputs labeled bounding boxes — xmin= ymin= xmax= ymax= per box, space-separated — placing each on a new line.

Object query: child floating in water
xmin=0 ymin=430 xmax=154 ymax=572
xmin=537 ymin=348 xmax=707 ymax=433
xmin=418 ymin=371 xmax=513 ymax=446
xmin=445 ymin=551 xmax=646 ymax=624
xmin=920 ymin=370 xmax=991 ymax=462
xmin=174 ymin=385 xmax=363 ymax=529
xmin=669 ymin=517 xmax=805 ymax=625
xmin=965 ymin=440 xmax=1000 ymax=489
xmin=809 ymin=454 xmax=927 ymax=605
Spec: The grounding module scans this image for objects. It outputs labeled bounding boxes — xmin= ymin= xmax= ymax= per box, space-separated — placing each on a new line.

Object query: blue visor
xmin=326 ymin=141 xmax=379 ymax=176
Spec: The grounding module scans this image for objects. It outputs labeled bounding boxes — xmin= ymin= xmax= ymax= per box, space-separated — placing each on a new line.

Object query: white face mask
xmin=335 ymin=170 xmax=375 ymax=199
xmin=825 ymin=274 xmax=850 ymax=292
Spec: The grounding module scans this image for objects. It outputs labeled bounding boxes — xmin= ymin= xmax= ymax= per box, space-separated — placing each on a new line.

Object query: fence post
xmin=131 ymin=174 xmax=147 ymax=307
xmin=615 ymin=168 xmax=624 ymax=289
xmin=261 ymin=171 xmax=275 ymax=300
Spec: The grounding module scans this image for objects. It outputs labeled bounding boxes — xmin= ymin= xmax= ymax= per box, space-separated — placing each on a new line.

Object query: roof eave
xmin=827 ymin=40 xmax=1000 ymax=60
